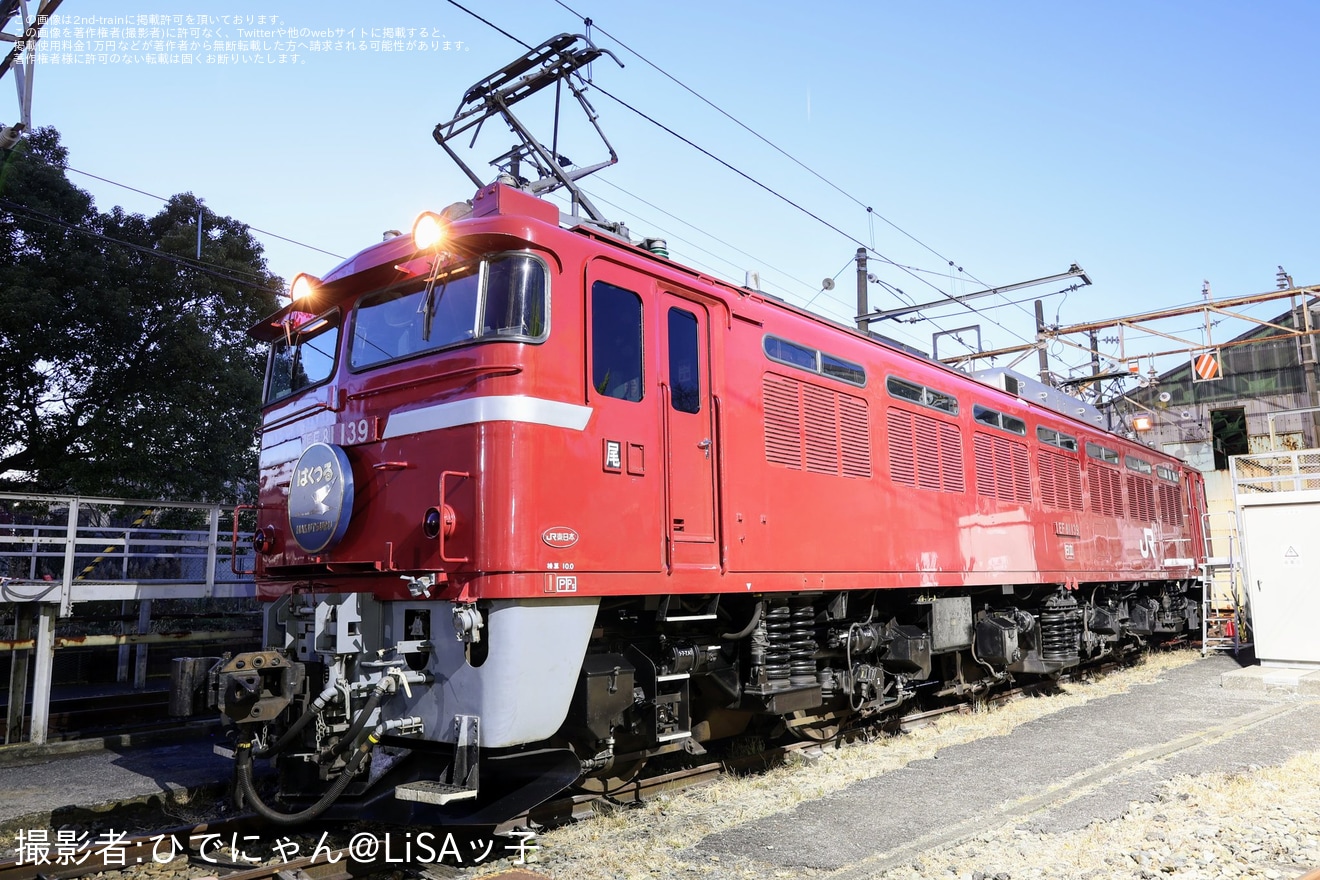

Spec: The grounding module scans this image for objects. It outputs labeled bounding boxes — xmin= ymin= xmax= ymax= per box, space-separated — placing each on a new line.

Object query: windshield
xmin=266 ymin=311 xmax=342 ymax=403
xmin=350 ymin=252 xmax=548 ymax=371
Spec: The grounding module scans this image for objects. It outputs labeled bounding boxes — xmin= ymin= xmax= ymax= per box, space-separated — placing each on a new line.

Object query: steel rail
xmin=0 ymin=655 xmax=1155 ymax=880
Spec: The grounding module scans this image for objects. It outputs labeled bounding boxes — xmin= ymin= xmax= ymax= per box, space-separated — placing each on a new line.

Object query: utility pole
xmin=1281 ymin=263 xmax=1320 ymax=446
xmin=855 ymin=248 xmax=868 ymax=335
xmin=1299 ymin=298 xmax=1320 ymax=446
xmin=1308 ymin=299 xmax=1320 ymax=443
xmin=1035 ymin=299 xmax=1051 ymax=386
xmin=0 ymin=1 xmax=65 ymax=149
xmin=1089 ymin=328 xmax=1110 ymax=431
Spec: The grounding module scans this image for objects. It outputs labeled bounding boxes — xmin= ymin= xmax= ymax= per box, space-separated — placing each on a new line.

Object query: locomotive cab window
xmin=482 ymin=254 xmax=548 ymax=337
xmin=349 ymin=253 xmax=548 ymax=371
xmin=1156 ymin=465 xmax=1178 ymax=482
xmin=266 ymin=310 xmax=342 ymax=403
xmin=592 ymin=281 xmax=644 ymax=402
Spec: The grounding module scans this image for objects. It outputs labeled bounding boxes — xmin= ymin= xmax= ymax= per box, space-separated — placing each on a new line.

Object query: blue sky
xmin=24 ymin=1 xmax=1320 ymax=372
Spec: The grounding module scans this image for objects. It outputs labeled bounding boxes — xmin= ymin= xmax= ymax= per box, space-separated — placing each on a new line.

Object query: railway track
xmin=0 ymin=655 xmax=1155 ymax=880
xmin=0 ymin=691 xmax=176 ymax=742
xmin=514 ymin=673 xmax=1075 ymax=832
xmin=512 ymin=654 xmax=1152 ymax=833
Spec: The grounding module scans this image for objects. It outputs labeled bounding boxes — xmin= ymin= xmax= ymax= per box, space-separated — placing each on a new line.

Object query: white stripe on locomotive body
xmin=381 ymin=394 xmax=594 ymax=439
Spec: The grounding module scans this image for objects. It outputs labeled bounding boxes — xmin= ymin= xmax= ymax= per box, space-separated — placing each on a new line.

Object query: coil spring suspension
xmin=1164 ymin=593 xmax=1185 ymax=617
xmin=789 ymin=600 xmax=818 ymax=686
xmin=764 ymin=603 xmax=791 ymax=688
xmin=1040 ymin=599 xmax=1082 ymax=662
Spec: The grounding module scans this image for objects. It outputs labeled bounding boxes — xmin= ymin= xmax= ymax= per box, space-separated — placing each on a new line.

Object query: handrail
xmin=438 ymin=471 xmax=471 ymax=564
xmin=0 ymin=492 xmax=258 ymax=747
xmin=1231 ymin=449 xmax=1320 ymax=494
xmin=0 ymin=494 xmax=256 ymax=605
xmin=712 ymin=393 xmax=727 ymax=574
xmin=659 ymin=382 xmax=672 ymax=575
xmin=232 ymin=504 xmax=257 ymax=576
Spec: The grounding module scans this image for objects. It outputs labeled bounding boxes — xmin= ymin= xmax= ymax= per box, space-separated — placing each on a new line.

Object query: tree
xmin=0 ymin=127 xmax=284 ymax=500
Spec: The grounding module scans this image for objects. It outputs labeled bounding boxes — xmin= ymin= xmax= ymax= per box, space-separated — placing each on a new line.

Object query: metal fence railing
xmin=0 ymin=492 xmax=256 ymax=615
xmin=1230 ymin=450 xmax=1320 ymax=494
xmin=0 ymin=492 xmax=257 ymax=745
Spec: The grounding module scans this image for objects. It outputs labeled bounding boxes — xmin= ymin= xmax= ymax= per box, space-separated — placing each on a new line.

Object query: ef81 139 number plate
xmin=302 ymin=417 xmax=379 ymax=447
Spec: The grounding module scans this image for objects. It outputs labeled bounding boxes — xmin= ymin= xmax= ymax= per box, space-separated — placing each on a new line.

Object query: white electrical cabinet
xmin=1238 ymin=490 xmax=1320 ymax=667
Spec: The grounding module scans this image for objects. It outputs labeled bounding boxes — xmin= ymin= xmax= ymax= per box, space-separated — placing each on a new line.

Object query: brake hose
xmin=235 ymin=731 xmax=367 ymax=826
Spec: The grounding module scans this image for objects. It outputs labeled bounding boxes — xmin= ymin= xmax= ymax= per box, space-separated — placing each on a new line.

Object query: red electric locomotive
xmin=186 ymin=35 xmax=1206 ymax=825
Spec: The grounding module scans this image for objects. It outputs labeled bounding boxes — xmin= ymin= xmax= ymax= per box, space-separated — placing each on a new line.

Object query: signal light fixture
xmin=412 ymin=212 xmax=446 ymax=251
xmin=289 ymin=273 xmax=320 ymax=302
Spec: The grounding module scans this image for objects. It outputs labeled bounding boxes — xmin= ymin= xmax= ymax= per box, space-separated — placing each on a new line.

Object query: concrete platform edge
xmin=0 ymin=722 xmax=221 ymax=767
xmin=1221 ymin=664 xmax=1320 ymax=695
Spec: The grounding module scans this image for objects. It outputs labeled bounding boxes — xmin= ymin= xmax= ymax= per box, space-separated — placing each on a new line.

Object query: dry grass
xmin=489 ymin=649 xmax=1206 ymax=880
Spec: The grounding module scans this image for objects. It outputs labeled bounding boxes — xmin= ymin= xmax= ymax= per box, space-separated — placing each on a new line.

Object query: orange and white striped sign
xmin=1192 ymin=350 xmax=1221 ymax=381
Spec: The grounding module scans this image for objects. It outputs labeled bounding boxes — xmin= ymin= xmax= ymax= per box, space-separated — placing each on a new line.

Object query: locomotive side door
xmin=660 ymin=292 xmax=718 ymax=568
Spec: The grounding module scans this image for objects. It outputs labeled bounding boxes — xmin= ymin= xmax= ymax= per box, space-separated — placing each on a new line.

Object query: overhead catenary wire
xmin=542 ymin=188 xmax=752 ymax=285
xmin=547 ymin=1 xmax=1020 ymax=299
xmin=441 ymin=2 xmax=1018 ymax=351
xmin=60 ymin=164 xmax=346 ymax=260
xmin=570 ymin=188 xmax=967 ymax=352
xmin=472 ymin=3 xmax=1028 ymax=351
xmin=803 ymin=257 xmax=859 ymax=310
xmin=586 ymin=176 xmax=980 ymax=345
xmin=589 ymin=177 xmax=825 ymax=294
xmin=0 ymin=198 xmax=284 ymax=292
xmin=587 ymin=83 xmax=940 ymax=291
xmin=547 ymin=0 xmax=1042 ymax=330
xmin=554 ymin=185 xmax=940 ymax=351
xmin=4 ymin=148 xmax=346 ymax=293
xmin=563 ymin=189 xmax=813 ymax=303
xmin=547 ymin=177 xmax=942 ymax=351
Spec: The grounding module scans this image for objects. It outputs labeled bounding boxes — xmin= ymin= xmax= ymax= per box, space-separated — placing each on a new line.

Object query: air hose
xmin=252 ymin=667 xmax=342 ymax=759
xmin=235 ymin=732 xmax=368 ymax=826
xmin=722 ymin=600 xmax=765 ymax=640
xmin=318 ymin=677 xmax=394 ymax=762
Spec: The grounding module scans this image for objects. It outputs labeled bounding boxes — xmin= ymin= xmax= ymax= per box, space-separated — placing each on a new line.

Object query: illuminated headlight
xmin=289 ymin=273 xmax=320 ymax=302
xmin=412 ymin=211 xmax=446 ymax=251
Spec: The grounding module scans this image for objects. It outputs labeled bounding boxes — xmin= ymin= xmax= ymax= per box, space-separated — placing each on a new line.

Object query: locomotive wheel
xmin=576 ymin=757 xmax=647 ymax=794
